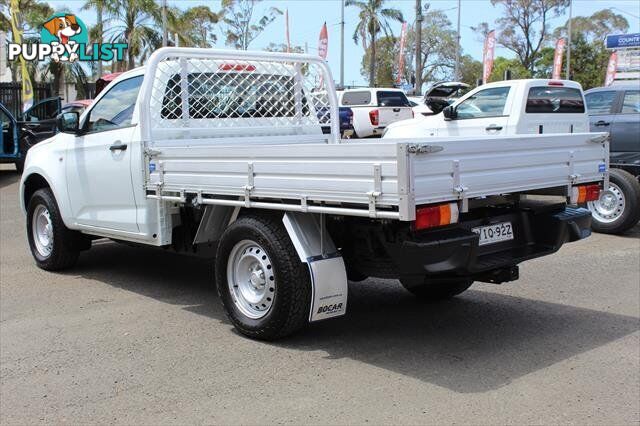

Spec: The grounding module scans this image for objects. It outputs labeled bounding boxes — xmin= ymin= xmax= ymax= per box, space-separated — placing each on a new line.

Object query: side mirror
xmin=56 ymin=112 xmax=79 ymax=134
xmin=442 ymin=105 xmax=457 ymax=121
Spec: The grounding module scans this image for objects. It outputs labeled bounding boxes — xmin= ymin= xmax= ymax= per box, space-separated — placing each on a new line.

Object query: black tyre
xmin=587 ymin=168 xmax=640 ymax=235
xmin=400 ymin=277 xmax=473 ymax=301
xmin=27 ymin=188 xmax=81 ymax=270
xmin=215 ymin=213 xmax=312 ymax=340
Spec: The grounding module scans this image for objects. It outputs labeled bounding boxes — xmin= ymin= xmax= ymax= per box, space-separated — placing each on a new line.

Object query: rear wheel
xmin=587 ymin=168 xmax=640 ymax=234
xmin=27 ymin=188 xmax=81 ymax=270
xmin=215 ymin=213 xmax=312 ymax=340
xmin=400 ymin=277 xmax=473 ymax=301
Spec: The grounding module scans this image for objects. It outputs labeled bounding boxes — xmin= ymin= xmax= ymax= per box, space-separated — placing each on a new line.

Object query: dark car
xmin=584 ymin=85 xmax=640 ymax=234
xmin=0 ymin=97 xmax=63 ymax=173
xmin=0 ymin=102 xmax=23 ymax=172
xmin=318 ymin=106 xmax=354 ymax=137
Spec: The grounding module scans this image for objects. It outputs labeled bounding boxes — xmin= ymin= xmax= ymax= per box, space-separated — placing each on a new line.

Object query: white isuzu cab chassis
xmin=20 ymin=48 xmax=608 ymax=339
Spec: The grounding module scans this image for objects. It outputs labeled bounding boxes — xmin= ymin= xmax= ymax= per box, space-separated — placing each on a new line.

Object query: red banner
xmin=605 ymin=52 xmax=618 ymax=86
xmin=396 ymin=22 xmax=408 ymax=84
xmin=482 ymin=30 xmax=496 ymax=84
xmin=552 ymin=38 xmax=565 ymax=80
xmin=318 ymin=22 xmax=328 ymax=60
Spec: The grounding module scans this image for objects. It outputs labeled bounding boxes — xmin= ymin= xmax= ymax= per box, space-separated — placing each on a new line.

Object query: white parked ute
xmin=338 ymin=88 xmax=413 ymax=137
xmin=21 ymin=49 xmax=607 ymax=340
xmin=383 ymin=79 xmax=589 ymax=138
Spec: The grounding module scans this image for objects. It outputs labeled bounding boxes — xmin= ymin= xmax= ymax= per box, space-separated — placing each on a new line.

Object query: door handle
xmin=485 ymin=125 xmax=503 ymax=131
xmin=109 ymin=141 xmax=128 ymax=151
xmin=594 ymin=120 xmax=610 ymax=127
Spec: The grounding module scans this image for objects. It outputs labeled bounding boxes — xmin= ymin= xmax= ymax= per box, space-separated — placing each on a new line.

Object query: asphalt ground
xmin=1 ymin=164 xmax=639 ymax=425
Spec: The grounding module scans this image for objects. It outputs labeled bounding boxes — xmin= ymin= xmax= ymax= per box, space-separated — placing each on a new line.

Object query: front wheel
xmin=215 ymin=213 xmax=312 ymax=340
xmin=400 ymin=278 xmax=473 ymax=301
xmin=587 ymin=168 xmax=640 ymax=234
xmin=27 ymin=188 xmax=81 ymax=270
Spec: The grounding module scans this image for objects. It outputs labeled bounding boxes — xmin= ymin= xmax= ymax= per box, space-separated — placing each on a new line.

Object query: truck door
xmin=443 ymin=86 xmax=511 ymax=136
xmin=65 ymin=76 xmax=142 ymax=233
xmin=611 ymin=90 xmax=640 ymax=154
xmin=18 ymin=97 xmax=61 ymax=142
xmin=585 ymin=89 xmax=618 ymax=135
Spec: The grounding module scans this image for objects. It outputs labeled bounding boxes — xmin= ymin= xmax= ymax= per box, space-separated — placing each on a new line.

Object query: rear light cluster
xmin=218 ymin=63 xmax=256 ymax=71
xmin=573 ymin=183 xmax=601 ymax=203
xmin=414 ymin=202 xmax=459 ymax=231
xmin=369 ymin=109 xmax=379 ymax=126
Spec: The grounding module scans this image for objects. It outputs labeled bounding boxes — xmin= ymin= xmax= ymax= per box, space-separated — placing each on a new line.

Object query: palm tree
xmin=346 ymin=0 xmax=403 ymax=87
xmin=102 ymin=0 xmax=161 ymax=70
xmin=82 ymin=0 xmax=109 ymax=76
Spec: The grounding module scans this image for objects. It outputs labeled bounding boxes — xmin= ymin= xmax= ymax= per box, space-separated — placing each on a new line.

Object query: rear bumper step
xmin=393 ymin=207 xmax=592 ymax=284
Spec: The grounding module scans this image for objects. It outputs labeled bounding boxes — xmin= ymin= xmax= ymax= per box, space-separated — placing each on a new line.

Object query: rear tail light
xmin=572 ymin=184 xmax=601 ymax=203
xmin=414 ymin=202 xmax=459 ymax=231
xmin=219 ymin=63 xmax=256 ymax=71
xmin=369 ymin=109 xmax=379 ymax=126
xmin=548 ymin=81 xmax=564 ymax=86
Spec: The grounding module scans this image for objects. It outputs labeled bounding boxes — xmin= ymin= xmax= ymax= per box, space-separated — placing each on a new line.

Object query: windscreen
xmin=525 ymin=86 xmax=585 ymax=113
xmin=376 ymin=91 xmax=411 ymax=107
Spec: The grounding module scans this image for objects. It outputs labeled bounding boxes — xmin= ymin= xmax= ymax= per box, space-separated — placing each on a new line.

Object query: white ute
xmin=21 ymin=49 xmax=607 ymax=340
xmin=338 ymin=88 xmax=413 ymax=138
xmin=384 ymin=79 xmax=589 ymax=138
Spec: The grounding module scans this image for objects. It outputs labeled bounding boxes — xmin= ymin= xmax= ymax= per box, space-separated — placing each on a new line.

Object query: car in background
xmin=1 ymin=97 xmax=63 ymax=173
xmin=409 ymin=82 xmax=471 ymax=117
xmin=17 ymin=96 xmax=62 ymax=142
xmin=61 ymin=99 xmax=93 ymax=116
xmin=384 ymin=79 xmax=590 ymax=138
xmin=338 ymin=88 xmax=413 ymax=138
xmin=317 ymin=106 xmax=354 ymax=138
xmin=407 ymin=95 xmax=432 ymax=116
xmin=584 ymin=85 xmax=640 ymax=234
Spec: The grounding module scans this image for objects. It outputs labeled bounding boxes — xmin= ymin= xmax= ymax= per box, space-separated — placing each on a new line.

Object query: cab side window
xmin=585 ymin=91 xmax=617 ymax=115
xmin=621 ymin=91 xmax=640 ymax=114
xmin=455 ymin=87 xmax=510 ymax=119
xmin=85 ymin=76 xmax=143 ymax=132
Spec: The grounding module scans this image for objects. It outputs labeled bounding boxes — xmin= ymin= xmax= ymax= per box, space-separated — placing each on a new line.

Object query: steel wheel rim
xmin=227 ymin=240 xmax=275 ymax=319
xmin=32 ymin=204 xmax=54 ymax=257
xmin=587 ymin=182 xmax=626 ymax=224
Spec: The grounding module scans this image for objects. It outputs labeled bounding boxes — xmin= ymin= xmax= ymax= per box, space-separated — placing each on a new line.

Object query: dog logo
xmin=40 ymin=13 xmax=88 ymax=63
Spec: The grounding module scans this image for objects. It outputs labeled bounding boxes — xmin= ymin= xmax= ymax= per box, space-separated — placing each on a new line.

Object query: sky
xmin=45 ymin=0 xmax=640 ymax=86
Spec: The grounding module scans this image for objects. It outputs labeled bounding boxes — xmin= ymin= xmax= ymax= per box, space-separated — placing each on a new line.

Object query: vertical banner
xmin=605 ymin=52 xmax=618 ymax=86
xmin=552 ymin=38 xmax=565 ymax=80
xmin=285 ymin=9 xmax=291 ymax=53
xmin=9 ymin=0 xmax=33 ymax=112
xmin=482 ymin=30 xmax=496 ymax=85
xmin=318 ymin=22 xmax=328 ymax=60
xmin=396 ymin=22 xmax=408 ymax=85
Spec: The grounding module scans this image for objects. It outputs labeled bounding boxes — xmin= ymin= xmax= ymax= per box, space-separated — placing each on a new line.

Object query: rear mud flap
xmin=283 ymin=213 xmax=348 ymax=322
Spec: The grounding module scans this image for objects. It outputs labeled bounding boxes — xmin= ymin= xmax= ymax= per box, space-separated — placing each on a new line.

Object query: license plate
xmin=472 ymin=222 xmax=514 ymax=246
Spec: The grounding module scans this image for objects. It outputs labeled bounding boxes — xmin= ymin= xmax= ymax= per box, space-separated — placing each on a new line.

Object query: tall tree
xmin=103 ymin=0 xmax=161 ymax=70
xmin=82 ymin=0 xmax=108 ymax=76
xmin=347 ymin=0 xmax=403 ymax=87
xmin=360 ymin=35 xmax=398 ymax=87
xmin=404 ymin=9 xmax=457 ymax=84
xmin=458 ymin=54 xmax=483 ymax=86
xmin=553 ymin=9 xmax=629 ymax=43
xmin=477 ymin=0 xmax=569 ymax=73
xmin=221 ymin=0 xmax=282 ymax=50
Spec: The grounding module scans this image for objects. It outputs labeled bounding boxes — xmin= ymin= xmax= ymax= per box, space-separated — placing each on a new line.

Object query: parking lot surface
xmin=1 ymin=165 xmax=639 ymax=425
